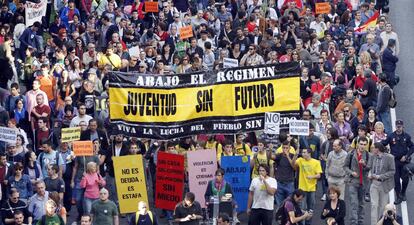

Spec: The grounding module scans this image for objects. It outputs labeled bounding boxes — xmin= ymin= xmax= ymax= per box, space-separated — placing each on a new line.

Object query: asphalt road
xmin=65 ymin=1 xmax=414 ymax=224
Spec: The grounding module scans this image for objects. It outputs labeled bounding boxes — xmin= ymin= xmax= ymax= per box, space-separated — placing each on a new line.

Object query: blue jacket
xmin=18 ymin=28 xmax=40 ymax=50
xmin=7 ymin=174 xmax=33 ymax=200
xmin=59 ymin=7 xmax=80 ymax=29
xmin=382 ymin=131 xmax=414 ymax=161
xmin=382 ymin=47 xmax=398 ymax=73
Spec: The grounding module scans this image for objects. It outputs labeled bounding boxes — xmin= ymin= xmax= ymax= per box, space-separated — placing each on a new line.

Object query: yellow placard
xmin=179 ymin=26 xmax=193 ymax=40
xmin=61 ymin=127 xmax=81 ymax=143
xmin=113 ymin=155 xmax=148 ymax=214
xmin=109 ymin=77 xmax=300 ymax=123
xmin=315 ymin=2 xmax=331 ymax=15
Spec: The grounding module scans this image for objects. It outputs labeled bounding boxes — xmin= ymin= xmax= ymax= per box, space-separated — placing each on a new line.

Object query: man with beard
xmin=342 ymin=103 xmax=360 ymax=136
xmin=335 ymin=89 xmax=365 ymax=122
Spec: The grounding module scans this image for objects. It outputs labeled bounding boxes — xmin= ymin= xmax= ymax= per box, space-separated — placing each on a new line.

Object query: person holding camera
xmin=376 ymin=204 xmax=402 ymax=225
xmin=382 ymin=119 xmax=414 ymax=204
xmin=368 ymin=143 xmax=395 ymax=225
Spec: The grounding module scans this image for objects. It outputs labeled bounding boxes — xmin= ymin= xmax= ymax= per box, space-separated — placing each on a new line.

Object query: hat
xmin=173 ymin=13 xmax=179 ymax=18
xmin=396 ymin=120 xmax=404 ymax=126
xmin=6 ymin=142 xmax=16 ymax=148
xmin=323 ymin=72 xmax=332 ymax=77
xmin=286 ymin=44 xmax=293 ymax=50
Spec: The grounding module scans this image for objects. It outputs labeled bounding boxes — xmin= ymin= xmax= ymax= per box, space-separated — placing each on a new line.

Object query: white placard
xmin=223 ymin=57 xmax=239 ymax=68
xmin=264 ymin=112 xmax=280 ymax=134
xmin=289 ymin=120 xmax=309 ymax=136
xmin=0 ymin=127 xmax=17 ymax=143
xmin=25 ymin=0 xmax=47 ymax=27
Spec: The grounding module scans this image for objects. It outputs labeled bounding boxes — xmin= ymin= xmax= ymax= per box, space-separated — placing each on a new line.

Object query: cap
xmin=286 ymin=44 xmax=293 ymax=50
xmin=396 ymin=120 xmax=404 ymax=126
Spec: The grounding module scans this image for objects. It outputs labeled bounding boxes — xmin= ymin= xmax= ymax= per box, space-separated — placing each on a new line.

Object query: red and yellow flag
xmin=354 ymin=11 xmax=379 ymax=34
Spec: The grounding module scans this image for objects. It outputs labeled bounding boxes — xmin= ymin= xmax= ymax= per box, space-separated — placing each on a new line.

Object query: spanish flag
xmin=354 ymin=11 xmax=380 ymax=34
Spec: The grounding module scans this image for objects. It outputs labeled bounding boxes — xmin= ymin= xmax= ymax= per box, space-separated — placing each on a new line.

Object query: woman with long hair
xmin=300 ymin=67 xmax=313 ymax=109
xmin=364 ymin=107 xmax=378 ymax=134
xmin=23 ymin=151 xmax=43 ymax=188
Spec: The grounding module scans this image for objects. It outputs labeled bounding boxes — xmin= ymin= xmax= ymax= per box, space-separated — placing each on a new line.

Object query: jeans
xmin=275 ymin=181 xmax=294 ymax=206
xmin=394 ymin=161 xmax=409 ymax=196
xmin=248 ymin=208 xmax=273 ymax=225
xmin=106 ymin=175 xmax=119 ymax=205
xmin=370 ymin=182 xmax=388 ymax=225
xmin=378 ymin=110 xmax=392 ymax=134
xmin=349 ymin=185 xmax=365 ymax=225
xmin=83 ymin=197 xmax=98 ymax=214
xmin=301 ymin=191 xmax=315 ymax=225
xmin=72 ymin=180 xmax=84 ymax=220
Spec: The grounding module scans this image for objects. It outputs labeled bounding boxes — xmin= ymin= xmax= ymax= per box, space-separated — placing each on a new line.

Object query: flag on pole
xmin=354 ymin=11 xmax=379 ymax=34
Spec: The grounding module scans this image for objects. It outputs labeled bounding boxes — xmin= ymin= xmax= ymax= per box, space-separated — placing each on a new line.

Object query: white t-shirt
xmin=249 ymin=177 xmax=277 ymax=210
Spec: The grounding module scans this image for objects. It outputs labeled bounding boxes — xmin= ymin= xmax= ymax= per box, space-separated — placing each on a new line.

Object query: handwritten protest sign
xmin=145 ymin=1 xmax=159 ymax=12
xmin=179 ymin=26 xmax=193 ymax=40
xmin=61 ymin=127 xmax=81 ymax=143
xmin=72 ymin=141 xmax=94 ymax=156
xmin=315 ymin=2 xmax=331 ymax=14
xmin=155 ymin=152 xmax=185 ymax=210
xmin=25 ymin=0 xmax=47 ymax=27
xmin=187 ymin=150 xmax=217 ymax=207
xmin=0 ymin=127 xmax=17 ymax=143
xmin=113 ymin=155 xmax=148 ymax=213
xmin=221 ymin=156 xmax=250 ymax=212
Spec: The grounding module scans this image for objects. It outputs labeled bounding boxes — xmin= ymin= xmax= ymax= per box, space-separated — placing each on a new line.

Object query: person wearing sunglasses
xmin=0 ymin=188 xmax=33 ymax=225
xmin=6 ymin=162 xmax=32 ymax=203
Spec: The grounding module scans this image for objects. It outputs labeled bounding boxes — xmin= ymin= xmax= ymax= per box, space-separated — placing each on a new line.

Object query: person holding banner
xmin=247 ymin=164 xmax=277 ymax=225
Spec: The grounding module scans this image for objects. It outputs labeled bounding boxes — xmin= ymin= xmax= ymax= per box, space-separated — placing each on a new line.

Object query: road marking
xmin=389 ymin=107 xmax=409 ymax=225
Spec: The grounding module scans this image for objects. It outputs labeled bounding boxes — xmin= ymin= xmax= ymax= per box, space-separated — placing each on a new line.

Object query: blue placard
xmin=221 ymin=156 xmax=251 ymax=212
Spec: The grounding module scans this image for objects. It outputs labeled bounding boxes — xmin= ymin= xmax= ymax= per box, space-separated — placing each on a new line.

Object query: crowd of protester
xmin=0 ymin=0 xmax=410 ymax=224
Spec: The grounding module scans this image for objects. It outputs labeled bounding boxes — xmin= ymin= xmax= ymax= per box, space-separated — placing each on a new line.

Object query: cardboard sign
xmin=113 ymin=155 xmax=148 ymax=214
xmin=264 ymin=112 xmax=280 ymax=134
xmin=315 ymin=2 xmax=331 ymax=15
xmin=179 ymin=26 xmax=193 ymax=40
xmin=289 ymin=120 xmax=310 ymax=136
xmin=155 ymin=152 xmax=185 ymax=210
xmin=145 ymin=1 xmax=159 ymax=12
xmin=72 ymin=141 xmax=94 ymax=156
xmin=0 ymin=127 xmax=17 ymax=143
xmin=187 ymin=150 xmax=217 ymax=207
xmin=61 ymin=127 xmax=81 ymax=143
xmin=221 ymin=156 xmax=250 ymax=212
xmin=223 ymin=57 xmax=239 ymax=68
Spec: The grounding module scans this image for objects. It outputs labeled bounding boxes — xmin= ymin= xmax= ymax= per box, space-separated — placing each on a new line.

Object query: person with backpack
xmin=234 ymin=133 xmax=253 ymax=157
xmin=272 ymin=140 xmax=297 ymax=207
xmin=294 ymin=148 xmax=322 ymax=225
xmin=129 ymin=201 xmax=158 ymax=225
xmin=343 ymin=136 xmax=372 ymax=225
xmin=326 ymin=139 xmax=348 ymax=200
xmin=36 ymin=199 xmax=65 ymax=225
xmin=37 ymin=139 xmax=64 ymax=178
xmin=251 ymin=139 xmax=274 ymax=179
xmin=276 ymin=189 xmax=312 ymax=225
